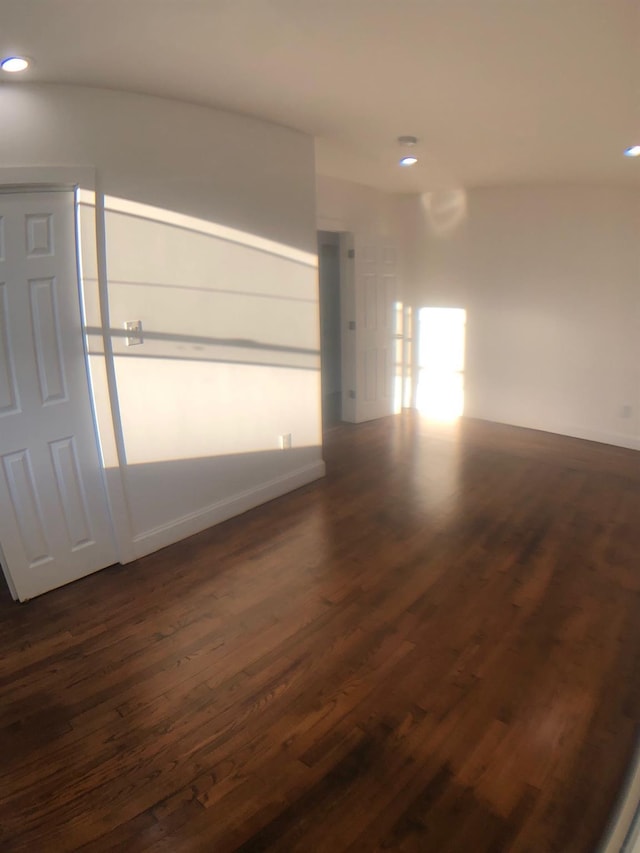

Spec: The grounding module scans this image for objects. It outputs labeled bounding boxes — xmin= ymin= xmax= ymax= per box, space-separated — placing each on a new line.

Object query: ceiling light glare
xmin=400 ymin=156 xmax=418 ymax=167
xmin=1 ymin=56 xmax=29 ymax=73
xmin=624 ymin=145 xmax=640 ymax=158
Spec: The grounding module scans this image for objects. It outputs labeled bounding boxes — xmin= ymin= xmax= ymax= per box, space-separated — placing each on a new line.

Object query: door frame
xmin=0 ymin=167 xmax=134 ymax=584
xmin=316 ymin=217 xmax=406 ymax=425
xmin=316 ymin=224 xmax=357 ymax=424
xmin=317 ymin=230 xmax=344 ymax=426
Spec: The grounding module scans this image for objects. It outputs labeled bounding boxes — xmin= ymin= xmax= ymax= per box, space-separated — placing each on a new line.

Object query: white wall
xmin=316 ymin=174 xmax=404 ymax=240
xmin=1 ymin=85 xmax=314 ymax=250
xmin=404 ymin=185 xmax=640 ymax=449
xmin=0 ymin=83 xmax=324 ymax=559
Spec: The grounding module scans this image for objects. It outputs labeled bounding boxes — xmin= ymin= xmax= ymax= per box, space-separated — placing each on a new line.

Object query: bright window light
xmin=1 ymin=56 xmax=29 ymax=73
xmin=624 ymin=145 xmax=640 ymax=158
xmin=416 ymin=307 xmax=466 ymax=421
xmin=399 ymin=156 xmax=418 ymax=167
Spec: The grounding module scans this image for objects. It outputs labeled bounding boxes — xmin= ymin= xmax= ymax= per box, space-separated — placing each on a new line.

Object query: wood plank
xmin=0 ymin=412 xmax=639 ymax=851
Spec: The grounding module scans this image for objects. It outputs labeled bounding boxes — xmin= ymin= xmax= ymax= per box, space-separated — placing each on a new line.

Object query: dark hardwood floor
xmin=1 ymin=412 xmax=640 ymax=852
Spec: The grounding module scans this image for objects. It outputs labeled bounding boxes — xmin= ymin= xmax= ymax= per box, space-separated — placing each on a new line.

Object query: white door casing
xmin=0 ymin=190 xmax=116 ymax=601
xmin=341 ymin=236 xmax=398 ymax=423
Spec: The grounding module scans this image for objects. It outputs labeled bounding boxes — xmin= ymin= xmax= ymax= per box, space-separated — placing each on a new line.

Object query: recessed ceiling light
xmin=624 ymin=145 xmax=640 ymax=158
xmin=1 ymin=56 xmax=30 ymax=73
xmin=400 ymin=156 xmax=418 ymax=167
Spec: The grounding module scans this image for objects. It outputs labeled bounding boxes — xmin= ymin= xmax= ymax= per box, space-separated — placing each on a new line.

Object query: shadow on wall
xmin=114 ymin=446 xmax=321 ymax=547
xmin=85 ymin=325 xmax=320 ymax=465
xmin=78 ymin=193 xmax=323 ymax=539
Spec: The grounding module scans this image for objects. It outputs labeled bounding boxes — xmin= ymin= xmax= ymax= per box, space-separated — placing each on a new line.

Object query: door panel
xmin=2 ymin=449 xmax=50 ymax=566
xmin=0 ymin=283 xmax=19 ymax=414
xmin=49 ymin=436 xmax=94 ymax=550
xmin=30 ymin=276 xmax=68 ymax=403
xmin=353 ymin=238 xmax=398 ymax=422
xmin=0 ymin=191 xmax=116 ymax=601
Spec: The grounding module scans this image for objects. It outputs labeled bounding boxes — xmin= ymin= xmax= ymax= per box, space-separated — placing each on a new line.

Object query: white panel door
xmin=352 ymin=238 xmax=398 ymax=422
xmin=0 ymin=190 xmax=116 ymax=601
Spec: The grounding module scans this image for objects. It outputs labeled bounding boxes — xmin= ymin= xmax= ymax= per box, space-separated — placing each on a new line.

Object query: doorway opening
xmin=317 ymin=231 xmax=343 ymax=427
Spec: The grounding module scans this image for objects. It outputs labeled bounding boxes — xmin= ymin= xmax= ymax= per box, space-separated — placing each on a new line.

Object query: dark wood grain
xmin=1 ymin=413 xmax=639 ymax=852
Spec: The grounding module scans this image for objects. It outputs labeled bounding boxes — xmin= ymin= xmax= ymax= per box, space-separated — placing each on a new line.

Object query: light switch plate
xmin=124 ymin=320 xmax=143 ymax=346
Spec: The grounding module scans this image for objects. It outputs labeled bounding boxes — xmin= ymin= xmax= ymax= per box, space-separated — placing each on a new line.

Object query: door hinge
xmin=348 ymin=248 xmax=355 ymax=259
xmin=348 ymin=320 xmax=356 ymax=330
xmin=348 ymin=390 xmax=356 ymax=399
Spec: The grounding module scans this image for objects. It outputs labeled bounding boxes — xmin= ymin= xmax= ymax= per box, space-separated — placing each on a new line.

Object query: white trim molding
xmin=130 ymin=460 xmax=326 ymax=559
xmin=0 ymin=165 xmax=96 ymax=192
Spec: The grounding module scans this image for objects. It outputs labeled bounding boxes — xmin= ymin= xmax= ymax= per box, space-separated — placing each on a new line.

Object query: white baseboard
xmin=597 ymin=737 xmax=640 ymax=852
xmin=560 ymin=426 xmax=640 ymax=452
xmin=470 ymin=413 xmax=640 ymax=452
xmin=130 ymin=460 xmax=326 ymax=561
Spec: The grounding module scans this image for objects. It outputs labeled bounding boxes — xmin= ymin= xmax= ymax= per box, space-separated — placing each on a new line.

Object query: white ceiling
xmin=1 ymin=0 xmax=639 ymax=193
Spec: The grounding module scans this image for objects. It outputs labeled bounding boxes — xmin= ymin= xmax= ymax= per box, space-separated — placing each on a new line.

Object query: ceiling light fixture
xmin=624 ymin=145 xmax=640 ymax=158
xmin=398 ymin=135 xmax=418 ymax=167
xmin=1 ymin=56 xmax=30 ymax=73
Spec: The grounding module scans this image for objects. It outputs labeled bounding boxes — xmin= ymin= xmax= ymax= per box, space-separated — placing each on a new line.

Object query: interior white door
xmin=352 ymin=238 xmax=398 ymax=422
xmin=0 ymin=190 xmax=116 ymax=601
